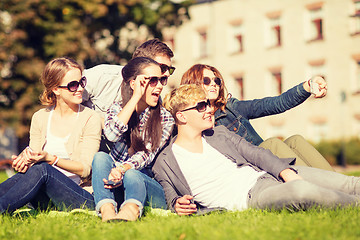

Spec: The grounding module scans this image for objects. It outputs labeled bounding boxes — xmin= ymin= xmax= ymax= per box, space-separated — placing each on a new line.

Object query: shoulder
xmin=32 ymin=107 xmax=51 ymax=121
xmin=160 ymin=106 xmax=175 ymax=122
xmin=80 ymin=106 xmax=101 ymax=121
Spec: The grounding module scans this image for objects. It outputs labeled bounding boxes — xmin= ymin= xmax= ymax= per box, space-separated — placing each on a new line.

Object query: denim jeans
xmin=248 ymin=166 xmax=360 ymax=210
xmin=0 ymin=162 xmax=94 ymax=213
xmin=92 ymin=152 xmax=166 ymax=216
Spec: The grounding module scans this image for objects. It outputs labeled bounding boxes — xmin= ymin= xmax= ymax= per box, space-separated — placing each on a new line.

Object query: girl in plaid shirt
xmin=92 ymin=57 xmax=175 ymax=222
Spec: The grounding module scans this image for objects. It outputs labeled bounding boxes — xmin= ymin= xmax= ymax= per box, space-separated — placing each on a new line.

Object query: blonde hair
xmin=163 ymin=84 xmax=207 ymax=123
xmin=39 ymin=57 xmax=83 ymax=106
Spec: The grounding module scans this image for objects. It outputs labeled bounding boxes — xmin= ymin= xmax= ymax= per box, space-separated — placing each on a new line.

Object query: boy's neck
xmin=175 ymin=125 xmax=204 ymax=153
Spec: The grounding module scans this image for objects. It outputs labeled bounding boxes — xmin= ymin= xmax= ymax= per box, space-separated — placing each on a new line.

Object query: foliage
xmin=0 ymin=0 xmax=192 ymax=146
xmin=0 ymin=207 xmax=359 ymax=240
xmin=314 ymin=138 xmax=360 ymax=165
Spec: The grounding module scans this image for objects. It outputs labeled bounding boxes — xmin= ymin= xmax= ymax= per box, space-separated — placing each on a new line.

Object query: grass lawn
xmin=0 ymin=170 xmax=359 ymax=240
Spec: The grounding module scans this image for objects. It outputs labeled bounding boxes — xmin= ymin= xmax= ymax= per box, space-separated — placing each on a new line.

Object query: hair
xmin=121 ymin=57 xmax=162 ymax=153
xmin=132 ymin=38 xmax=174 ymax=60
xmin=163 ymin=84 xmax=207 ymax=123
xmin=180 ymin=64 xmax=227 ymax=112
xmin=39 ymin=57 xmax=83 ymax=106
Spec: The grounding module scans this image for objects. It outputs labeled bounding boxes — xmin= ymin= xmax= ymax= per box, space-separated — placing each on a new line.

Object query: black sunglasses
xmin=144 ymin=76 xmax=168 ymax=87
xmin=58 ymin=76 xmax=87 ymax=92
xmin=180 ymin=99 xmax=211 ymax=113
xmin=159 ymin=64 xmax=176 ymax=75
xmin=203 ymin=76 xmax=221 ymax=86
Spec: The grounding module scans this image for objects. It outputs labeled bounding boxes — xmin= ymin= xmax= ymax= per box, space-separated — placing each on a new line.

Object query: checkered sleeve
xmin=124 ymin=107 xmax=175 ymax=170
xmin=104 ymin=101 xmax=128 ymax=142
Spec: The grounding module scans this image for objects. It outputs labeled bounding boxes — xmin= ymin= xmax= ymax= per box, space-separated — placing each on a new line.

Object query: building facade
xmin=163 ymin=0 xmax=360 ymax=142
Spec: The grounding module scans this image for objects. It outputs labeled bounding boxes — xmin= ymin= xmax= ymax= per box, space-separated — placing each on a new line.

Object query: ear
xmin=52 ymin=87 xmax=61 ymax=96
xmin=175 ymin=111 xmax=187 ymax=124
xmin=130 ymin=78 xmax=136 ymax=90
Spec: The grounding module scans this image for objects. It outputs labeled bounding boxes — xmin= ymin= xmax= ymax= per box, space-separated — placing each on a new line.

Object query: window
xmin=308 ymin=60 xmax=326 ymax=82
xmin=351 ymin=55 xmax=360 ymax=94
xmin=305 ymin=3 xmax=324 ymax=42
xmin=350 ymin=0 xmax=360 ymax=35
xmin=228 ymin=22 xmax=244 ymax=54
xmin=266 ymin=69 xmax=282 ymax=96
xmin=198 ymin=30 xmax=208 ymax=58
xmin=309 ymin=122 xmax=328 ymax=143
xmin=193 ymin=28 xmax=208 ymax=59
xmin=235 ymin=76 xmax=244 ymax=100
xmin=265 ymin=15 xmax=282 ymax=47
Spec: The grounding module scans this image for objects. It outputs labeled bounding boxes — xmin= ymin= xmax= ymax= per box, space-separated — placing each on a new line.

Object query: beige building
xmin=163 ymin=0 xmax=360 ymax=142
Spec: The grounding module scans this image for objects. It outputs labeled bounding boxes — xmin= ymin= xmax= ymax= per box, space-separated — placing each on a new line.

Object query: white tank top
xmin=43 ymin=107 xmax=81 ymax=185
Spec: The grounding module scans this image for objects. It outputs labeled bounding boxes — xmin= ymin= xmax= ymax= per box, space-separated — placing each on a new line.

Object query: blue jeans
xmin=92 ymin=152 xmax=166 ymax=216
xmin=0 ymin=162 xmax=94 ymax=213
xmin=248 ymin=166 xmax=360 ymax=210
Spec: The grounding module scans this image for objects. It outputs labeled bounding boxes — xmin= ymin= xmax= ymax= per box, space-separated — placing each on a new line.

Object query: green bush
xmin=314 ymin=138 xmax=360 ymax=165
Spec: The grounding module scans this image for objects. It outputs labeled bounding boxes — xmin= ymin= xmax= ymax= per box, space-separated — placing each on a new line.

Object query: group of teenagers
xmin=1 ymin=39 xmax=359 ymax=222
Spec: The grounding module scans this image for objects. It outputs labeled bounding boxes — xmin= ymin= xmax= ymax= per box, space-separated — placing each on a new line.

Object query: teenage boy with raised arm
xmin=153 ymin=84 xmax=360 ymax=215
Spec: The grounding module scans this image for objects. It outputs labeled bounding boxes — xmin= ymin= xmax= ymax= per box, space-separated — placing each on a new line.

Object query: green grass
xmin=0 ymin=208 xmax=359 ymax=240
xmin=1 ymin=170 xmax=360 ymax=240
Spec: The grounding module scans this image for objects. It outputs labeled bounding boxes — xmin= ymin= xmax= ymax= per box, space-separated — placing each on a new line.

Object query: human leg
xmin=114 ymin=169 xmax=166 ymax=221
xmin=0 ymin=162 xmax=94 ymax=213
xmin=248 ymin=173 xmax=360 ymax=211
xmin=284 ymin=135 xmax=334 ymax=171
xmin=91 ymin=152 xmax=119 ymax=220
xmin=259 ymin=138 xmax=308 ymax=166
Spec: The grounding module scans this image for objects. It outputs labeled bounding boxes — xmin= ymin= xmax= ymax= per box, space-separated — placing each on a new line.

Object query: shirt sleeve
xmin=103 ymin=101 xmax=128 ymax=142
xmin=123 ymin=108 xmax=175 ymax=170
xmin=230 ymin=82 xmax=311 ymax=120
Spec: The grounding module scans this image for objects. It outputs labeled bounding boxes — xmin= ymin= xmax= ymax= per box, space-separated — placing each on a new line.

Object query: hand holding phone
xmin=104 ymin=180 xmax=122 ymax=186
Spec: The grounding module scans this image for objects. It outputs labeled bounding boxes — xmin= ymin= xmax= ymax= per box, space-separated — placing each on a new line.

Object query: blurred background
xmin=1 ymin=0 xmax=360 ymax=166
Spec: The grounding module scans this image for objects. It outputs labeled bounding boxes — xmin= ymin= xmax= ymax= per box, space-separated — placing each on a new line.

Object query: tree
xmin=0 ymin=0 xmax=192 ymax=149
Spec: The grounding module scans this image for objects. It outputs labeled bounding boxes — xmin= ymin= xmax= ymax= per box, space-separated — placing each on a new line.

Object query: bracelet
xmin=307 ymin=79 xmax=311 ymax=87
xmin=52 ymin=156 xmax=59 ymax=166
xmin=48 ymin=155 xmax=59 ymax=165
xmin=116 ymin=164 xmax=126 ymax=175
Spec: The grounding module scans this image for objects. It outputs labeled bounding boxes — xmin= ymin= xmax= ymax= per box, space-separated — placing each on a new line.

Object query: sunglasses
xmin=159 ymin=64 xmax=176 ymax=75
xmin=203 ymin=76 xmax=222 ymax=86
xmin=180 ymin=99 xmax=211 ymax=113
xmin=58 ymin=76 xmax=87 ymax=92
xmin=144 ymin=76 xmax=168 ymax=87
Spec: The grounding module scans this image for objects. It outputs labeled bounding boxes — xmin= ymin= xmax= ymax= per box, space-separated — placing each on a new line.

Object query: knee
xmin=284 ymin=134 xmax=305 ymax=145
xmin=123 ymin=169 xmax=143 ymax=185
xmin=92 ymin=152 xmax=112 ymax=168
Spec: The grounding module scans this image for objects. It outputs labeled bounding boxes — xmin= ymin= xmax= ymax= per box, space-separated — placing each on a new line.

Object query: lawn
xmin=0 ymin=170 xmax=360 ymax=240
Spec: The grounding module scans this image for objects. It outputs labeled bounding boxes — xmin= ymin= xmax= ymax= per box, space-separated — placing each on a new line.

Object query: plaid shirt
xmin=104 ymin=101 xmax=175 ymax=170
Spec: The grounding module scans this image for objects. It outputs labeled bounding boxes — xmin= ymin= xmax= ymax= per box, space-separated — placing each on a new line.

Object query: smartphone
xmin=104 ymin=180 xmax=122 ymax=186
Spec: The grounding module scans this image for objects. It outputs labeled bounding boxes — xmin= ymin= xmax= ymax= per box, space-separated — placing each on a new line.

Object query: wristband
xmin=116 ymin=164 xmax=126 ymax=175
xmin=52 ymin=156 xmax=59 ymax=166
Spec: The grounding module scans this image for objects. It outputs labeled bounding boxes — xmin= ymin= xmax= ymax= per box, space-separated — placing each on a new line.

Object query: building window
xmin=198 ymin=30 xmax=208 ymax=58
xmin=235 ymin=76 xmax=244 ymax=100
xmin=265 ymin=16 xmax=281 ymax=47
xmin=266 ymin=69 xmax=282 ymax=96
xmin=308 ymin=60 xmax=326 ymax=81
xmin=228 ymin=23 xmax=244 ymax=54
xmin=350 ymin=0 xmax=360 ymax=35
xmin=305 ymin=3 xmax=324 ymax=42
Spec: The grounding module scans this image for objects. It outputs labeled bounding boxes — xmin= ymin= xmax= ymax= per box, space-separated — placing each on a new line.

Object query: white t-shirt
xmin=43 ymin=108 xmax=81 ymax=185
xmin=172 ymin=138 xmax=265 ymax=211
xmin=82 ymin=64 xmax=124 ymax=118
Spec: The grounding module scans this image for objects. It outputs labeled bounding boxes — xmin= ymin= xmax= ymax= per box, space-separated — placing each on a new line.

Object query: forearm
xmin=279 ymin=168 xmax=302 ymax=182
xmin=116 ymin=95 xmax=139 ymax=125
xmin=52 ymin=157 xmax=85 ymax=176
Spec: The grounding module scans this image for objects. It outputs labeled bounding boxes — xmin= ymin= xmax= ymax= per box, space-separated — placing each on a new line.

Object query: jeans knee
xmin=288 ymin=180 xmax=318 ymax=202
xmin=123 ymin=169 xmax=143 ymax=185
xmin=284 ymin=134 xmax=304 ymax=145
xmin=92 ymin=152 xmax=112 ymax=169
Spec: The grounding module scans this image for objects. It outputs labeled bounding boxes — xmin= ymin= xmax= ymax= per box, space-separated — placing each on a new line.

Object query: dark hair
xmin=181 ymin=64 xmax=227 ymax=112
xmin=132 ymin=38 xmax=174 ymax=60
xmin=40 ymin=57 xmax=83 ymax=106
xmin=121 ymin=57 xmax=162 ymax=153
